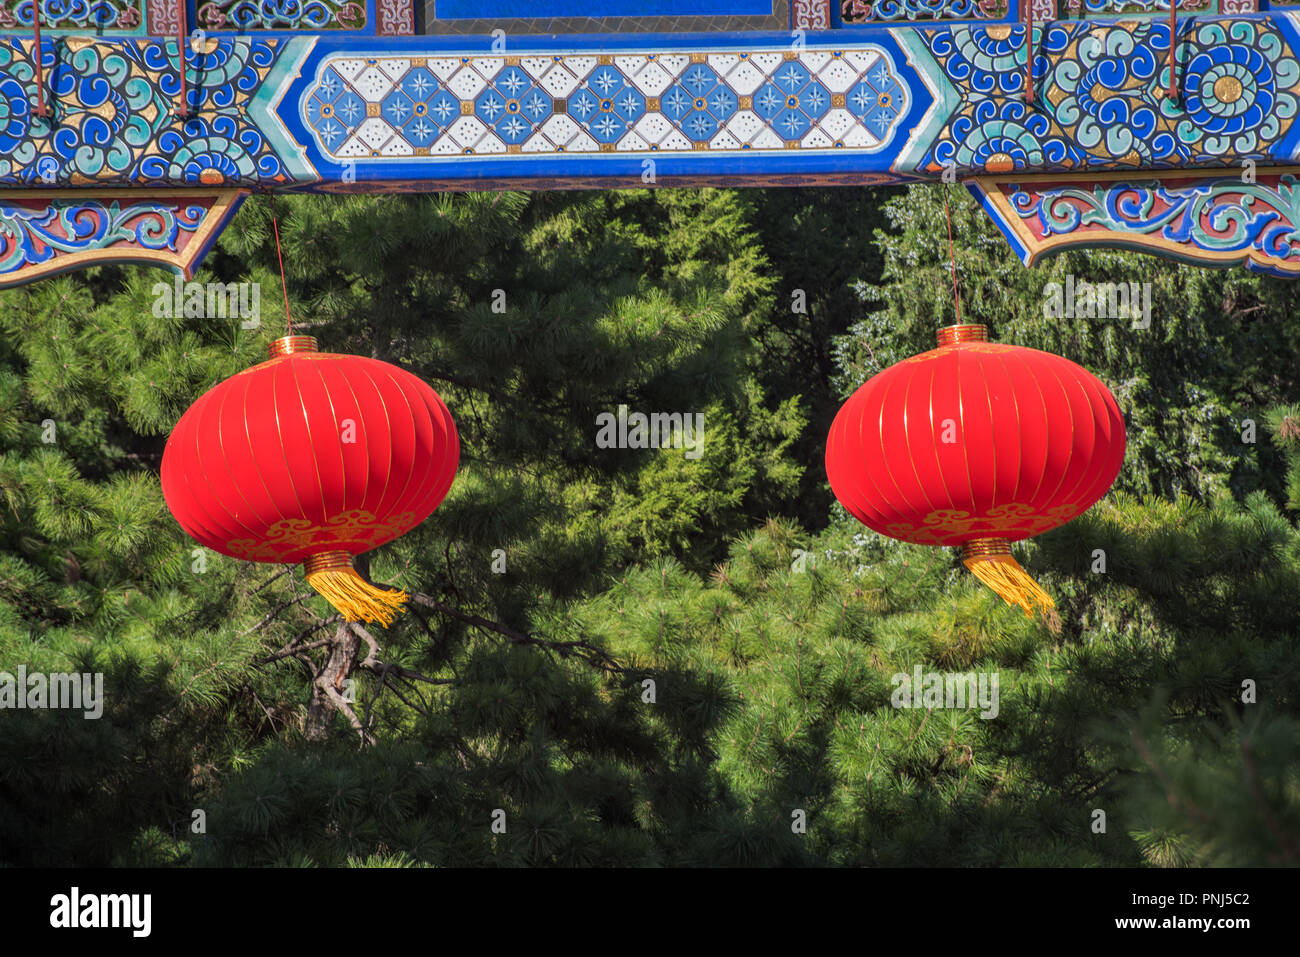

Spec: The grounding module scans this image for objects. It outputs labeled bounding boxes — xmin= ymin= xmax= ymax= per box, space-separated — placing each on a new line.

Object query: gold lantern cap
xmin=268 ymin=335 xmax=318 ymax=358
xmin=937 ymin=324 xmax=989 ymax=347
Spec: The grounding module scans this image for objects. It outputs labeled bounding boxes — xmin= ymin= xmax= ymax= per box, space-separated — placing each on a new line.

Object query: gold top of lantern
xmin=960 ymin=538 xmax=1012 ymax=560
xmin=268 ymin=335 xmax=319 ymax=358
xmin=303 ymin=550 xmax=353 ymax=575
xmin=936 ymin=324 xmax=989 ymax=347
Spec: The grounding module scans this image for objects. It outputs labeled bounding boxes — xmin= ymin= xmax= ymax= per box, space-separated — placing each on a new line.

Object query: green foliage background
xmin=0 ymin=185 xmax=1296 ymax=866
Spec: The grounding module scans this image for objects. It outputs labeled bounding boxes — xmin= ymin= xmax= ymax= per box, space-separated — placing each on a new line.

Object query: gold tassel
xmin=303 ymin=551 xmax=407 ymax=627
xmin=960 ymin=538 xmax=1055 ymax=617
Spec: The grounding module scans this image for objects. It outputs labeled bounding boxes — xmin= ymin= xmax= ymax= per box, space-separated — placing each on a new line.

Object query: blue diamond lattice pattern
xmin=303 ymin=50 xmax=911 ymax=159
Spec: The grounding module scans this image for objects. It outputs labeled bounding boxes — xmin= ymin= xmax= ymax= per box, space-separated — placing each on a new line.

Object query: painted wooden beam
xmin=4 ymin=2 xmax=1300 ymax=281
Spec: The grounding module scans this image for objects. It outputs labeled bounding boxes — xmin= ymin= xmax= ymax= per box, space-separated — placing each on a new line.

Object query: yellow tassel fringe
xmin=961 ymin=545 xmax=1055 ymax=618
xmin=304 ymin=555 xmax=407 ymax=627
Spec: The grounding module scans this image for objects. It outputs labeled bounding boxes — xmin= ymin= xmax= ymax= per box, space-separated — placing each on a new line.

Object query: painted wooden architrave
xmin=3 ymin=18 xmax=1299 ymax=189
xmin=970 ymin=168 xmax=1300 ymax=277
xmin=3 ymin=4 xmax=1300 ymax=285
xmin=0 ymin=189 xmax=247 ymax=288
xmin=421 ymin=0 xmax=793 ymax=34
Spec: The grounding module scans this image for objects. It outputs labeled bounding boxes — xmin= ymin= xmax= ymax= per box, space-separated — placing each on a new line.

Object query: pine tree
xmin=0 ymin=188 xmax=804 ymax=865
xmin=2 ymin=183 xmax=1296 ymax=868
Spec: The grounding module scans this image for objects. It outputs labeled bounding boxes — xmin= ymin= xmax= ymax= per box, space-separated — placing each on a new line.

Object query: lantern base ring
xmin=960 ymin=538 xmax=1055 ymax=618
xmin=304 ymin=550 xmax=408 ymax=627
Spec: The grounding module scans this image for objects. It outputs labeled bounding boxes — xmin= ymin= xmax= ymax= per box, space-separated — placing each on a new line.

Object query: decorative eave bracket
xmin=970 ymin=168 xmax=1300 ymax=278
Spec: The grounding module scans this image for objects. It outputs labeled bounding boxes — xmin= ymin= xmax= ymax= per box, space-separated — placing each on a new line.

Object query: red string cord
xmin=1168 ymin=0 xmax=1179 ymax=103
xmin=31 ymin=2 xmax=47 ymax=118
xmin=271 ymin=200 xmax=293 ymax=335
xmin=177 ymin=0 xmax=188 ymax=117
xmin=943 ymin=187 xmax=962 ymax=324
xmin=1026 ymin=1 xmax=1035 ymax=104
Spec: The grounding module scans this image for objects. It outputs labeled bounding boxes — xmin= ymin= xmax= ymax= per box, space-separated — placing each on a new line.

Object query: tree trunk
xmin=305 ymin=622 xmax=360 ymax=740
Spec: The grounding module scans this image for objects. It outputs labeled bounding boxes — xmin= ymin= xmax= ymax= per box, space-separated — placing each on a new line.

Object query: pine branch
xmin=238 ymin=592 xmax=319 ymax=637
xmin=253 ymin=636 xmax=333 ymax=666
xmin=251 ymin=567 xmax=294 ymax=595
xmin=1239 ymin=735 xmax=1300 ymax=864
xmin=417 ymin=364 xmax=507 ymax=402
xmin=350 ymin=621 xmax=455 ymax=687
xmin=1129 ymin=727 xmax=1216 ymax=828
xmin=408 ymin=591 xmax=626 ymax=675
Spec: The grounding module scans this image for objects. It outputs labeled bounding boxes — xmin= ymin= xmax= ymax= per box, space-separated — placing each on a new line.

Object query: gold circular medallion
xmin=1213 ymin=75 xmax=1244 ymax=104
xmin=986 ymin=152 xmax=1015 ymax=173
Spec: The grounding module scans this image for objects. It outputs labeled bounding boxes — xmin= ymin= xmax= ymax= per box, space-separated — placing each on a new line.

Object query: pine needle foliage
xmin=0 ymin=184 xmax=1296 ymax=866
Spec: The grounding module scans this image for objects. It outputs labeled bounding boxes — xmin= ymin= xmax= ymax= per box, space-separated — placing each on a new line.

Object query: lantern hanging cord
xmin=31 ymin=4 xmax=47 ymax=118
xmin=1025 ymin=1 xmax=1035 ymax=104
xmin=177 ymin=0 xmax=189 ymax=117
xmin=1168 ymin=0 xmax=1180 ymax=104
xmin=943 ymin=186 xmax=962 ymax=324
xmin=270 ymin=194 xmax=293 ymax=335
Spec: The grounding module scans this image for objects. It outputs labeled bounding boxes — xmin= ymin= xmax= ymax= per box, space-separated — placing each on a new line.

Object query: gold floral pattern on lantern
xmin=226 ymin=509 xmax=418 ymax=561
xmin=885 ymin=502 xmax=1081 ymax=545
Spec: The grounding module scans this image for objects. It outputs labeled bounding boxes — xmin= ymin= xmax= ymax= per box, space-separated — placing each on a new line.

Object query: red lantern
xmin=826 ymin=324 xmax=1125 ymax=614
xmin=161 ymin=335 xmax=459 ymax=626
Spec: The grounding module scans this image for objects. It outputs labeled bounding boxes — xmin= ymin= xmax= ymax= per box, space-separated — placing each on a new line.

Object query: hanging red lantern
xmin=161 ymin=335 xmax=459 ymax=626
xmin=826 ymin=323 xmax=1125 ymax=615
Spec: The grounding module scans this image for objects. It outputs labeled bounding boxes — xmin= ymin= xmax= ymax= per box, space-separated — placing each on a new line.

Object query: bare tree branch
xmin=408 ymin=591 xmax=626 ymax=675
xmin=239 ymin=592 xmax=319 ymax=637
xmin=315 ymin=675 xmax=373 ymax=746
xmin=251 ymin=567 xmax=294 ymax=596
xmin=362 ymin=667 xmax=389 ymax=736
xmin=253 ymin=636 xmax=334 ymax=666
